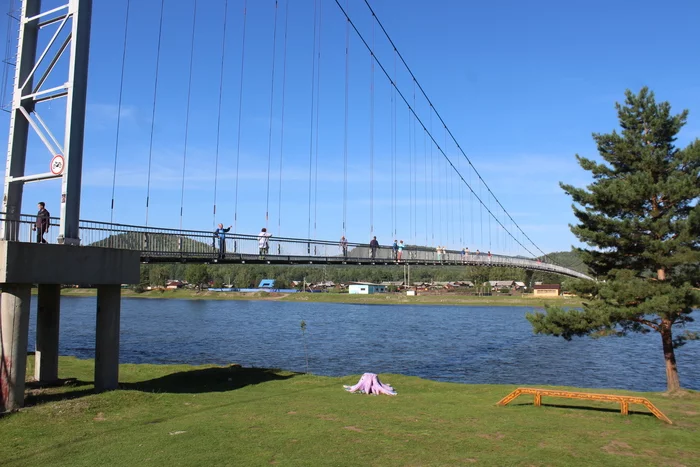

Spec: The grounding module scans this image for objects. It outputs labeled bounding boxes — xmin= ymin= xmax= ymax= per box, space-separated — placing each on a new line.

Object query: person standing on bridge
xmin=258 ymin=227 xmax=272 ymax=258
xmin=33 ymin=202 xmax=50 ymax=244
xmin=392 ymin=240 xmax=398 ymax=260
xmin=397 ymin=240 xmax=405 ymax=261
xmin=214 ymin=223 xmax=231 ymax=259
xmin=340 ymin=235 xmax=348 ymax=258
xmin=369 ymin=236 xmax=379 ymax=259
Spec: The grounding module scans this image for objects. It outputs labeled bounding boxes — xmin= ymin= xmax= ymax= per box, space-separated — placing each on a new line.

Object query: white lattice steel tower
xmin=2 ymin=0 xmax=92 ymax=245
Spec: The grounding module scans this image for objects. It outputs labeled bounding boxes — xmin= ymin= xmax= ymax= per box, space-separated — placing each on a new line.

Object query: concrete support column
xmin=35 ymin=284 xmax=61 ymax=382
xmin=0 ymin=284 xmax=31 ymax=412
xmin=95 ymin=285 xmax=121 ymax=391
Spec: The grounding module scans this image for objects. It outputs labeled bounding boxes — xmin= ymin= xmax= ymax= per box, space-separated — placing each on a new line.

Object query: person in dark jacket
xmin=33 ymin=202 xmax=50 ymax=243
xmin=369 ymin=236 xmax=379 ymax=259
xmin=339 ymin=235 xmax=348 ymax=258
xmin=214 ymin=223 xmax=231 ymax=258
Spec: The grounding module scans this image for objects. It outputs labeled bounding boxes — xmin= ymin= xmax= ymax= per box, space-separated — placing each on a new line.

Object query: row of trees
xmin=139 ymin=262 xmax=570 ymax=290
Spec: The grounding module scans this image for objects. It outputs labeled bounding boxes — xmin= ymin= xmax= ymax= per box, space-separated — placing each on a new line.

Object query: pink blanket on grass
xmin=343 ymin=373 xmax=397 ymax=395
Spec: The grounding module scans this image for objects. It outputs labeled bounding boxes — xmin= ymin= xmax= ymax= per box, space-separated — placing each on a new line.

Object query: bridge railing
xmin=0 ymin=213 xmax=591 ymax=279
xmin=0 ymin=213 xmax=55 ymax=243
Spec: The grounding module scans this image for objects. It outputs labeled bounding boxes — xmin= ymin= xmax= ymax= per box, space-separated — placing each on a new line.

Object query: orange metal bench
xmin=497 ymin=387 xmax=672 ymax=424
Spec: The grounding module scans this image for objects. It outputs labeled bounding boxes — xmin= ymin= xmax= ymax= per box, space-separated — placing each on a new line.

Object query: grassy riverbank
xmin=2 ymin=356 xmax=698 ymax=466
xmin=59 ymin=288 xmax=584 ymax=308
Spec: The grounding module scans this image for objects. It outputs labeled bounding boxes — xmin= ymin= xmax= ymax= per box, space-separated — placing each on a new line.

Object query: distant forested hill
xmin=541 ymin=250 xmax=590 ymax=275
xmin=89 ymin=231 xmax=213 ymax=253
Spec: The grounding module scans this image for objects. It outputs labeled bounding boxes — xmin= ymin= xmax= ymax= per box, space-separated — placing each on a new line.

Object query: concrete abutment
xmin=95 ymin=285 xmax=121 ymax=391
xmin=35 ymin=284 xmax=61 ymax=382
xmin=0 ymin=242 xmax=139 ymax=412
xmin=0 ymin=284 xmax=31 ymax=411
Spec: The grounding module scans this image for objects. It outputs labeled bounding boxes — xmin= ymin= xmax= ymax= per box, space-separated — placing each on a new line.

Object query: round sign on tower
xmin=50 ymin=155 xmax=64 ymax=175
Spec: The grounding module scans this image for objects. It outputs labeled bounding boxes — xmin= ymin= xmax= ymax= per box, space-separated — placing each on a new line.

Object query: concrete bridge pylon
xmin=0 ymin=0 xmax=139 ymax=413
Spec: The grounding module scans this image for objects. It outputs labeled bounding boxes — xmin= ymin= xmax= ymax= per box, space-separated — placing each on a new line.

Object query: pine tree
xmin=527 ymin=88 xmax=700 ymax=392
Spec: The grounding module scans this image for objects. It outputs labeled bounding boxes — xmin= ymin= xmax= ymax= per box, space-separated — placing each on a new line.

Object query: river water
xmin=27 ymin=297 xmax=699 ymax=392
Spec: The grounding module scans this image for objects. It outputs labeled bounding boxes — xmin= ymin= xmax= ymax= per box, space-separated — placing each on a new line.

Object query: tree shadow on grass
xmin=18 ymin=366 xmax=299 ymax=409
xmin=510 ymin=402 xmax=655 ymax=418
xmin=119 ymin=364 xmax=298 ymax=394
xmin=22 ymin=379 xmax=96 ymax=408
xmin=25 ymin=377 xmax=92 ymax=390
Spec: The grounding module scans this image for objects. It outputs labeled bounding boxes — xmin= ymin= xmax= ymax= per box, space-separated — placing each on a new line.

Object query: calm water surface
xmin=27 ymin=297 xmax=700 ymax=392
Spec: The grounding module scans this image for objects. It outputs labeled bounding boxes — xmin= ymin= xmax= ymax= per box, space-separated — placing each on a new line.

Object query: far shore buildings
xmin=290 ymin=280 xmax=336 ymax=291
xmin=429 ymin=281 xmax=474 ymax=289
xmin=485 ymin=280 xmax=527 ymax=291
xmin=348 ymin=282 xmax=387 ymax=294
xmin=532 ymin=284 xmax=561 ymax=296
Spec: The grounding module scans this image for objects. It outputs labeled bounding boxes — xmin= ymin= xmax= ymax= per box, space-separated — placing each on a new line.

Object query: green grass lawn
xmin=1 ymin=357 xmax=698 ymax=466
xmin=59 ymin=288 xmax=583 ymax=308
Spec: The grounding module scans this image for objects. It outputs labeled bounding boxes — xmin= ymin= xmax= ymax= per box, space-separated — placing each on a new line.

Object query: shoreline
xmin=57 ymin=287 xmax=584 ymax=307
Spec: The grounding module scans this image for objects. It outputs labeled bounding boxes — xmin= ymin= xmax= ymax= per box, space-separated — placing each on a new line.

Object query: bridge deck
xmin=0 ymin=214 xmax=592 ymax=279
xmin=144 ymin=253 xmax=538 ymax=268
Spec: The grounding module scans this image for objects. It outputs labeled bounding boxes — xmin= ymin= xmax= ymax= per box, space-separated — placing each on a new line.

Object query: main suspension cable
xmin=333 ymin=1 xmax=541 ymax=257
xmin=358 ymin=0 xmax=551 ymax=260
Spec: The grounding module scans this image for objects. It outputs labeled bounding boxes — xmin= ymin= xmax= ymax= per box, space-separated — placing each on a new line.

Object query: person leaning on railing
xmin=258 ymin=227 xmax=272 ymax=258
xmin=340 ymin=235 xmax=348 ymax=258
xmin=213 ymin=223 xmax=231 ymax=259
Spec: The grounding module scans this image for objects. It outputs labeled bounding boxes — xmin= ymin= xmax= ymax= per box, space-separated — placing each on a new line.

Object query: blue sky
xmin=1 ymin=0 xmax=699 ymax=255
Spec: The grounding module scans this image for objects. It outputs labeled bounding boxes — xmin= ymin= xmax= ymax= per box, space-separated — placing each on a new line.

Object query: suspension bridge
xmin=0 ymin=0 xmax=588 ymax=278
xmin=0 ymin=212 xmax=591 ymax=279
xmin=0 ymin=0 xmax=592 ymax=411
